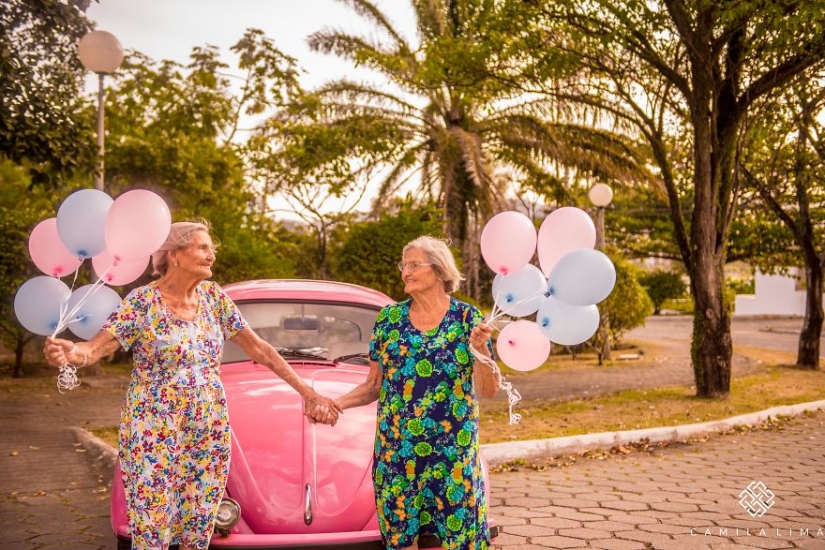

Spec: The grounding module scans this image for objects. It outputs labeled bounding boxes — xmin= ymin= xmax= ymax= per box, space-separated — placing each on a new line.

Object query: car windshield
xmin=221 ymin=300 xmax=381 ymax=363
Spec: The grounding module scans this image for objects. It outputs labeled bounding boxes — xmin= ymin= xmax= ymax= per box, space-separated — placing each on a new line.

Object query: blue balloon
xmin=492 ymin=264 xmax=548 ymax=317
xmin=56 ymin=189 xmax=113 ymax=259
xmin=66 ymin=285 xmax=122 ymax=340
xmin=548 ymin=249 xmax=616 ymax=306
xmin=536 ymin=296 xmax=600 ymax=345
xmin=14 ymin=277 xmax=71 ymax=336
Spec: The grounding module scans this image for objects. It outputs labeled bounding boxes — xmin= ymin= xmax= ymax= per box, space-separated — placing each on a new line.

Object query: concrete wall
xmin=734 ymin=268 xmax=813 ymax=316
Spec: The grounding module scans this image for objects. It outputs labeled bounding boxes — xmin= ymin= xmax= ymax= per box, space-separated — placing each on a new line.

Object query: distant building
xmin=733 ymin=268 xmax=817 ymax=316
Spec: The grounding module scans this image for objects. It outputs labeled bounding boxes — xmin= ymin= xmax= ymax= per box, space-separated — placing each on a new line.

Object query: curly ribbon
xmin=56 ymin=363 xmax=80 ymax=393
xmin=470 ymin=346 xmax=522 ymax=425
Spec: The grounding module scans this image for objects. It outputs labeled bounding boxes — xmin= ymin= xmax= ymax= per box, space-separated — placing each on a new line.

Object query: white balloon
xmin=491 ymin=264 xmax=548 ymax=317
xmin=549 ymin=249 xmax=616 ymax=306
xmin=536 ymin=296 xmax=600 ymax=346
xmin=66 ymin=285 xmax=122 ymax=340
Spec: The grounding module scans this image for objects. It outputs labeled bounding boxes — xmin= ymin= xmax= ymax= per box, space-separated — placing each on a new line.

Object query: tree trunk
xmin=13 ymin=336 xmax=25 ymax=378
xmin=690 ymin=258 xmax=732 ymax=397
xmin=797 ymin=261 xmax=823 ymax=369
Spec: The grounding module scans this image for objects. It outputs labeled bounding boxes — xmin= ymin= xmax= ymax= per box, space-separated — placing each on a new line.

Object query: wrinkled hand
xmin=470 ymin=322 xmax=493 ymax=351
xmin=43 ymin=336 xmax=74 ymax=368
xmin=304 ymin=393 xmax=343 ymax=426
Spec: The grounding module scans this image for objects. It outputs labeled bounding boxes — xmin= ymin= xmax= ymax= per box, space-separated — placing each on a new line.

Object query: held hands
xmin=470 ymin=322 xmax=493 ymax=351
xmin=303 ymin=392 xmax=343 ymax=426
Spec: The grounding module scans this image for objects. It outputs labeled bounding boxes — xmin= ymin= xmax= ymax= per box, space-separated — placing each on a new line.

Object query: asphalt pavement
xmin=1 ymin=315 xmax=824 ymax=549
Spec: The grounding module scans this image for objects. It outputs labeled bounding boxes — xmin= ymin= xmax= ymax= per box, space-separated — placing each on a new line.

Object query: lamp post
xmin=78 ymin=30 xmax=124 ymax=191
xmin=588 ymin=183 xmax=613 ymax=363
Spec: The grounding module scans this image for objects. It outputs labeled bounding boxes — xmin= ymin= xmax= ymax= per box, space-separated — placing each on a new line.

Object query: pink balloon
xmin=537 ymin=207 xmax=596 ymax=277
xmin=28 ymin=218 xmax=83 ymax=277
xmin=480 ymin=211 xmax=537 ymax=275
xmin=92 ymin=250 xmax=150 ymax=286
xmin=105 ymin=190 xmax=171 ymax=262
xmin=496 ymin=320 xmax=552 ymax=372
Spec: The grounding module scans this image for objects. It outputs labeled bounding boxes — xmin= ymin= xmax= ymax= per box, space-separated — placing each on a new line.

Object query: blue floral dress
xmin=369 ymin=297 xmax=491 ymax=550
xmin=104 ymin=280 xmax=246 ymax=550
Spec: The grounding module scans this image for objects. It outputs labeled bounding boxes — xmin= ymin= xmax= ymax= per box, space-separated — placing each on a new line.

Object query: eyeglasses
xmin=397 ymin=261 xmax=433 ymax=272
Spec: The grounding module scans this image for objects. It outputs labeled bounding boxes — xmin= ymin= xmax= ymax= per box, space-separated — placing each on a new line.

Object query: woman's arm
xmin=44 ymin=331 xmax=121 ymax=368
xmin=335 ymin=360 xmax=382 ymax=411
xmin=470 ymin=323 xmax=501 ymax=399
xmin=231 ymin=326 xmax=342 ymax=425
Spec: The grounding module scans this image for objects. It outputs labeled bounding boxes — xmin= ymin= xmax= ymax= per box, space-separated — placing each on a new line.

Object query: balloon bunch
xmin=473 ymin=208 xmax=617 ymax=424
xmin=13 ymin=189 xmax=172 ymax=392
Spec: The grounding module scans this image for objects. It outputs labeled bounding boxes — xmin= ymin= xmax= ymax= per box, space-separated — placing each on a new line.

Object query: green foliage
xmin=0 ymin=160 xmax=57 ymax=375
xmin=101 ymin=34 xmax=306 ymax=283
xmin=603 ymin=255 xmax=653 ymax=342
xmin=639 ymin=269 xmax=686 ymax=315
xmin=0 ymin=0 xmax=95 ymax=186
xmin=330 ymin=201 xmax=443 ymax=300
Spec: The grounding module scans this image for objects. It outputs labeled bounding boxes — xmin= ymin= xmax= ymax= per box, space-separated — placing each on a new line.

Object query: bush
xmin=603 ymin=256 xmax=654 ymax=343
xmin=639 ymin=269 xmax=687 ymax=314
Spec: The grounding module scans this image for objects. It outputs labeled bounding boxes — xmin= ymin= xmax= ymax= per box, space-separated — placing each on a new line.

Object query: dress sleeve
xmin=369 ymin=305 xmax=389 ymax=362
xmin=102 ymin=286 xmax=147 ymax=351
xmin=206 ymin=281 xmax=247 ymax=340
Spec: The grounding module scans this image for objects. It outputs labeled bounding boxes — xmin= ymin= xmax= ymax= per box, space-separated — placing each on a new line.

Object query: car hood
xmin=222 ymin=361 xmax=378 ymax=534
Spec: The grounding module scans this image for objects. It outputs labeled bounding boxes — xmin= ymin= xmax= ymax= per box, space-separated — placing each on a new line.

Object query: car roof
xmin=222 ymin=279 xmax=394 ymax=309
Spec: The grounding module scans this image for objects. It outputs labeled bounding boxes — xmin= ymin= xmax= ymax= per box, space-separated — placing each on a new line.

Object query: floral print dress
xmin=369 ymin=297 xmax=492 ymax=550
xmin=104 ymin=280 xmax=246 ymax=550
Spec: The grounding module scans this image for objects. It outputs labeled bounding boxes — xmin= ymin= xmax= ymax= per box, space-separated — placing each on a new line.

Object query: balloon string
xmin=51 ymin=259 xmax=115 ymax=392
xmin=52 ymin=260 xmax=115 ymax=336
xmin=471 ymin=346 xmax=522 ymax=425
xmin=487 ymin=288 xmax=547 ymax=324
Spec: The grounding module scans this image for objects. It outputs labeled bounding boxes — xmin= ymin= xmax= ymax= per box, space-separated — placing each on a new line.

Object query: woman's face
xmin=172 ymin=230 xmax=215 ymax=280
xmin=401 ymin=247 xmax=440 ymax=296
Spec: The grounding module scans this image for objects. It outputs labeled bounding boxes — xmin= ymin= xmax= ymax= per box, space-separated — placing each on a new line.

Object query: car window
xmin=222 ymin=301 xmax=381 ymax=363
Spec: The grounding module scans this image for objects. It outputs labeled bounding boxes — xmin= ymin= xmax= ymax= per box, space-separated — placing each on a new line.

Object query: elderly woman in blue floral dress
xmin=43 ymin=220 xmax=340 ymax=550
xmin=335 ymin=235 xmax=500 ymax=550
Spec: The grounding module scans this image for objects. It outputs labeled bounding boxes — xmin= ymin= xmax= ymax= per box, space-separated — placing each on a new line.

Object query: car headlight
xmin=214 ymin=497 xmax=241 ymax=536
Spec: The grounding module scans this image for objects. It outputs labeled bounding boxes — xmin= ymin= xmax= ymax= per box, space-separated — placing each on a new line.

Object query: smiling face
xmin=401 ymin=247 xmax=441 ymax=297
xmin=171 ymin=229 xmax=215 ymax=281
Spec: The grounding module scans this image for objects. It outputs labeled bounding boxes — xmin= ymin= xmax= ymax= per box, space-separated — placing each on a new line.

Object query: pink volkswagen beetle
xmin=111 ymin=279 xmax=498 ymax=549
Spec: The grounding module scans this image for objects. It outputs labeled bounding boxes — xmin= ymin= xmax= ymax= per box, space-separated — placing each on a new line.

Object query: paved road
xmin=1 ymin=315 xmax=823 ymax=549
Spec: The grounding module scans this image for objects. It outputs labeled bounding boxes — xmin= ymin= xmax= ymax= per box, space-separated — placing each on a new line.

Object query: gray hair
xmin=151 ymin=218 xmax=215 ymax=276
xmin=402 ymin=235 xmax=465 ymax=293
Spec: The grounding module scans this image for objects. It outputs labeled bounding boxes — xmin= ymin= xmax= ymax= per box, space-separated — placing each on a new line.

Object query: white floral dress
xmin=104 ymin=280 xmax=245 ymax=550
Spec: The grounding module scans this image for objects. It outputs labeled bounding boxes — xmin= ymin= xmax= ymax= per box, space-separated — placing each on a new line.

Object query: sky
xmin=86 ymin=0 xmax=417 ymax=88
xmin=84 ymin=0 xmax=419 ymax=220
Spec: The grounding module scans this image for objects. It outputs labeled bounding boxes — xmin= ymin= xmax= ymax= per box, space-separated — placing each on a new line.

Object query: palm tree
xmin=302 ymin=0 xmax=649 ymax=298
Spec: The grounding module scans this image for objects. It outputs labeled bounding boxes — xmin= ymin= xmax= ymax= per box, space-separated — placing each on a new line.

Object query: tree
xmin=295 ymin=0 xmax=651 ymax=300
xmin=535 ymin=0 xmax=825 ymax=396
xmin=102 ymin=30 xmax=305 ymax=284
xmin=639 ymin=269 xmax=686 ymax=315
xmin=330 ymin=200 xmax=444 ymax=300
xmin=739 ymin=74 xmax=825 ymax=369
xmin=0 ymin=0 xmax=95 ymax=186
xmin=0 ymin=160 xmax=57 ymax=376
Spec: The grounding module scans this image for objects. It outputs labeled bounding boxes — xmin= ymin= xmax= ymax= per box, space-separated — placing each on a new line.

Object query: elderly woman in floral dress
xmin=44 ymin=219 xmax=339 ymax=550
xmin=334 ymin=235 xmax=500 ymax=550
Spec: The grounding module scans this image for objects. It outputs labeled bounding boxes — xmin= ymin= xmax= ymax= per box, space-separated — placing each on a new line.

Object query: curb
xmin=479 ymin=399 xmax=825 ymax=464
xmin=71 ymin=426 xmax=117 ymax=481
xmin=73 ymin=400 xmax=825 ymax=470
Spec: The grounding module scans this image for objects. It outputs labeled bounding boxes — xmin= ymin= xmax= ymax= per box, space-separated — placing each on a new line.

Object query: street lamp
xmin=588 ymin=183 xmax=613 ymax=363
xmin=78 ymin=30 xmax=124 ymax=191
xmin=588 ymin=182 xmax=614 ymax=250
